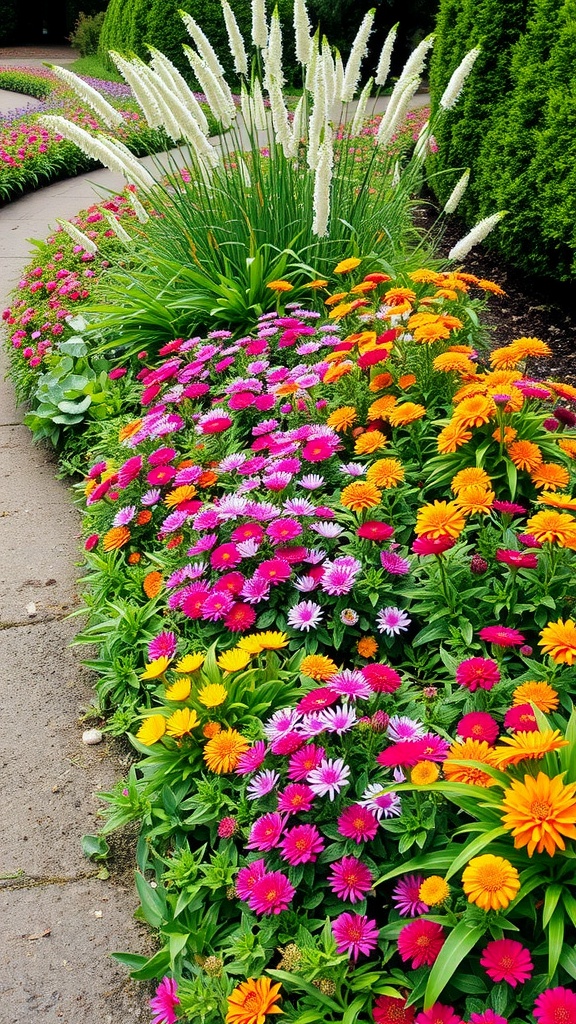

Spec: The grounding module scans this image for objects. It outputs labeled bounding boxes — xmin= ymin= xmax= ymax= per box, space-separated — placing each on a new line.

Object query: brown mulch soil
xmin=418 ymin=204 xmax=576 ymax=384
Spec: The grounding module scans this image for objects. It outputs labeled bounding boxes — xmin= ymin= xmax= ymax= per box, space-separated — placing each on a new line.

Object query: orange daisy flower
xmin=102 ymin=525 xmax=131 ymax=551
xmin=453 ymin=485 xmax=495 ymax=516
xmin=326 ymin=406 xmax=357 ymax=431
xmin=530 ymin=463 xmax=570 ymax=492
xmin=507 ymin=440 xmax=543 ymax=472
xmin=489 ymin=346 xmax=521 ymax=371
xmin=226 ymin=977 xmax=283 ymax=1024
xmin=462 ymin=855 xmax=520 ymax=911
xmin=491 ymin=729 xmax=568 ymax=768
xmin=398 ymin=373 xmax=417 ymax=389
xmin=366 ymin=458 xmax=405 ymax=489
xmin=354 ymin=430 xmax=388 ymax=455
xmin=443 ymin=738 xmax=497 ymax=788
xmin=415 ymin=500 xmax=466 ymax=539
xmin=512 ymin=680 xmax=559 ymax=713
xmin=340 ymin=481 xmax=382 ymax=512
xmin=453 ymin=394 xmax=496 ymax=428
xmin=510 ymin=336 xmax=552 ymax=359
xmin=538 ymin=491 xmax=576 ymax=510
xmin=526 ymin=510 xmax=576 ymax=546
xmin=334 ymin=256 xmax=362 ymax=274
xmin=203 ymin=729 xmax=250 ymax=774
xmin=539 ymin=618 xmax=576 ymax=664
xmin=451 ymin=467 xmax=492 ymax=494
xmin=368 ymin=371 xmax=393 ymax=392
xmin=357 ymin=636 xmax=378 ymax=658
xmin=300 ymin=654 xmax=339 ymax=680
xmin=501 ymin=772 xmax=576 ymax=856
xmin=388 ymin=402 xmax=426 ymax=427
xmin=266 ymin=279 xmax=293 ymax=292
xmin=436 ymin=420 xmax=473 ymax=454
xmin=118 ymin=418 xmax=143 ymax=442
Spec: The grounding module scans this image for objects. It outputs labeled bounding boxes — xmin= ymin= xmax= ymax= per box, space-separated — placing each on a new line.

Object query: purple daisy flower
xmin=376 ymin=606 xmax=411 ymax=636
xmin=380 ymin=551 xmax=411 ymax=576
xmin=299 ymin=474 xmax=325 ymax=490
xmin=310 ymin=522 xmax=344 ymax=539
xmin=307 ymin=757 xmax=351 ymax=799
xmin=392 ymin=874 xmax=428 ymax=916
xmin=387 ymin=716 xmax=426 ymax=742
xmin=328 ymin=669 xmax=372 ymax=701
xmin=359 ymin=784 xmax=402 ymax=820
xmin=287 ymin=600 xmax=324 ymax=632
xmin=317 ymin=704 xmax=357 ymax=735
xmin=247 ymin=769 xmax=280 ymax=800
xmin=320 ymin=557 xmax=362 ymax=595
xmin=141 ymin=488 xmax=162 ymax=506
xmin=112 ymin=505 xmax=137 ymax=527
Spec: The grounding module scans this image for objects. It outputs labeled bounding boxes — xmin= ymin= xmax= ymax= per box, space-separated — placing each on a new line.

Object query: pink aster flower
xmin=455 ymin=656 xmax=501 ymax=691
xmin=150 ymin=977 xmax=179 ymax=1024
xmin=248 ymin=869 xmax=295 ymax=915
xmin=200 ymin=590 xmax=234 ymax=621
xmin=411 ymin=535 xmax=455 ymax=555
xmin=457 ymin=711 xmax=499 ymax=744
xmin=320 ymin=557 xmax=362 ymax=595
xmin=414 ymin=1004 xmax=462 ymax=1024
xmin=468 ymin=1013 xmax=507 ymax=1024
xmin=264 ymin=707 xmax=301 ymax=741
xmin=338 ymin=804 xmax=379 ymax=843
xmin=113 ymin=504 xmax=136 ymax=527
xmin=359 ymin=784 xmax=401 ymax=819
xmin=317 ymin=703 xmax=357 ymax=734
xmin=332 ymin=912 xmax=379 ymax=960
xmin=480 ymin=938 xmax=533 ymax=987
xmin=210 ymin=543 xmax=242 ymax=570
xmin=496 ymin=548 xmax=539 ymax=569
xmin=362 ymin=663 xmax=402 ymax=694
xmin=235 ymin=740 xmax=267 ymax=775
xmin=398 ymin=919 xmax=445 ymax=968
xmin=270 ymin=731 xmax=304 ymax=755
xmin=197 ymin=408 xmax=233 ymax=433
xmin=357 ymin=520 xmax=394 ymax=541
xmin=327 ymin=669 xmax=372 ymax=701
xmin=277 ymin=783 xmax=315 ymax=815
xmin=307 ymin=757 xmax=350 ymax=799
xmin=246 ymin=812 xmax=284 ymax=851
xmin=386 ymin=716 xmax=425 ymax=742
xmin=380 ymin=551 xmax=411 ymax=575
xmin=287 ymin=600 xmax=324 ymax=631
xmin=148 ymin=630 xmax=177 ymax=661
xmin=247 ymin=769 xmax=280 ymax=800
xmin=299 ymin=473 xmax=325 ymax=489
xmin=241 ymin=576 xmax=271 ymax=604
xmin=117 ymin=455 xmax=143 ymax=488
xmin=377 ymin=606 xmax=411 ymax=635
xmin=392 ymin=874 xmax=428 ymax=917
xmin=279 ymin=823 xmax=325 ymax=864
xmin=478 ymin=625 xmax=526 ymax=647
xmin=504 ymin=703 xmax=538 ymax=732
xmin=297 ymin=688 xmax=339 ymax=713
xmin=287 ymin=744 xmax=325 ymax=781
xmin=256 ymin=558 xmax=292 ymax=584
xmin=266 ymin=518 xmax=303 ymax=543
xmin=328 ymin=856 xmax=374 ymax=903
xmin=235 ymin=858 xmax=267 ymax=900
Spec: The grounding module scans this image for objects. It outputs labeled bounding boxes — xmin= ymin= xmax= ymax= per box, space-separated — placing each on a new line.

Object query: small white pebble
xmin=94 ymin=910 xmax=103 ymax=918
xmin=26 ymin=602 xmax=37 ymax=617
xmin=82 ymin=728 xmax=103 ymax=745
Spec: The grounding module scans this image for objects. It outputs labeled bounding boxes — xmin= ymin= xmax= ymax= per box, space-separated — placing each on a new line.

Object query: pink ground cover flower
xmin=328 ymin=856 xmax=373 ymax=903
xmin=415 ymin=1005 xmax=463 ymax=1024
xmin=235 ymin=858 xmax=267 ymax=900
xmin=504 ymin=704 xmax=538 ymax=732
xmin=373 ymin=995 xmax=415 ymax=1023
xmin=279 ymin=823 xmax=324 ymax=864
xmin=150 ymin=977 xmax=179 ymax=1024
xmin=287 ymin=743 xmax=325 ymax=780
xmin=392 ymin=874 xmax=428 ymax=917
xmin=332 ymin=911 xmax=379 ymax=960
xmin=277 ymin=783 xmax=315 ymax=815
xmin=307 ymin=757 xmax=350 ymax=799
xmin=338 ymin=804 xmax=379 ymax=843
xmin=480 ymin=938 xmax=533 ymax=987
xmin=478 ymin=625 xmax=526 ymax=647
xmin=455 ymin=657 xmax=500 ymax=691
xmin=248 ymin=869 xmax=295 ymax=914
xmin=456 ymin=711 xmax=499 ymax=744
xmin=496 ymin=548 xmax=538 ymax=568
xmin=361 ymin=663 xmax=402 ymax=693
xmin=533 ymin=987 xmax=576 ymax=1024
xmin=398 ymin=919 xmax=445 ymax=968
xmin=235 ymin=740 xmax=267 ymax=775
xmin=468 ymin=1012 xmax=507 ymax=1024
xmin=246 ymin=812 xmax=284 ymax=851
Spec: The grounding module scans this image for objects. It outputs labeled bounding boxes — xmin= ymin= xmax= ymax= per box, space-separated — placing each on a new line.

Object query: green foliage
xmin=68 ymin=10 xmax=106 ymax=56
xmin=0 ymin=70 xmax=51 ymax=99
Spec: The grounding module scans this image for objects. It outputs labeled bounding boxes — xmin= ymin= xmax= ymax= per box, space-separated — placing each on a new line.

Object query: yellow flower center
xmin=531 ymin=799 xmax=552 ymax=820
xmin=243 ymin=993 xmax=260 ymax=1012
xmin=478 ymin=866 xmax=507 ymax=891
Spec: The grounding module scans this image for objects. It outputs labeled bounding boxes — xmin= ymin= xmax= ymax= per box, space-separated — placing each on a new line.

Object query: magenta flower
xmin=387 ymin=716 xmax=425 ymax=742
xmin=277 ymin=783 xmax=315 ymax=815
xmin=150 ymin=977 xmax=179 ymax=1024
xmin=496 ymin=548 xmax=538 ymax=569
xmin=320 ymin=557 xmax=362 ymax=595
xmin=287 ymin=600 xmax=324 ymax=631
xmin=328 ymin=857 xmax=374 ymax=903
xmin=210 ymin=542 xmax=242 ymax=570
xmin=246 ymin=812 xmax=284 ymax=851
xmin=327 ymin=669 xmax=372 ymax=701
xmin=478 ymin=625 xmax=526 ymax=647
xmin=248 ymin=870 xmax=295 ymax=915
xmin=380 ymin=551 xmax=411 ymax=575
xmin=332 ymin=911 xmax=379 ymax=960
xmin=362 ymin=663 xmax=402 ymax=693
xmin=112 ymin=504 xmax=136 ymax=527
xmin=297 ymin=688 xmax=339 ymax=713
xmin=376 ymin=606 xmax=411 ymax=635
xmin=307 ymin=757 xmax=351 ymax=800
xmin=279 ymin=824 xmax=325 ymax=865
xmin=200 ymin=590 xmax=234 ymax=621
xmin=456 ymin=656 xmax=501 ymax=692
xmin=235 ymin=740 xmax=267 ymax=775
xmin=247 ymin=770 xmax=280 ymax=800
xmin=266 ymin=518 xmax=303 ymax=543
xmin=264 ymin=707 xmax=301 ymax=741
xmin=392 ymin=874 xmax=428 ymax=917
xmin=287 ymin=744 xmax=325 ymax=781
xmin=338 ymin=804 xmax=379 ymax=843
xmin=256 ymin=558 xmax=292 ymax=584
xmin=148 ymin=630 xmax=177 ymax=661
xmin=241 ymin=576 xmax=271 ymax=604
xmin=235 ymin=858 xmax=267 ymax=901
xmin=317 ymin=703 xmax=357 ymax=734
xmin=414 ymin=1003 xmax=462 ymax=1024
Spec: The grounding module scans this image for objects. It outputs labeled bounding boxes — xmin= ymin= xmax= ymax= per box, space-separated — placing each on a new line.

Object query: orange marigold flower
xmin=419 ymin=876 xmax=450 ymax=905
xmin=558 ymin=438 xmax=576 ymax=459
xmin=489 ymin=346 xmax=521 ymax=370
xmin=453 ymin=485 xmax=495 ymax=516
xmin=127 ymin=552 xmax=141 ymax=565
xmin=539 ymin=618 xmax=576 ymax=664
xmin=453 ymin=394 xmax=496 ymax=428
xmin=354 ymin=430 xmax=388 ymax=455
xmin=326 ymin=406 xmax=358 ymax=431
xmin=477 ymin=278 xmax=506 ymax=295
xmin=549 ymin=381 xmax=576 ymax=400
xmin=340 ymin=481 xmax=382 ymax=512
xmin=351 ymin=280 xmax=377 ymax=294
xmin=451 ymin=467 xmax=492 ymax=494
xmin=526 ymin=510 xmax=576 ymax=547
xmin=530 ymin=463 xmax=570 ymax=492
xmin=512 ymin=680 xmax=559 ymax=713
xmin=491 ymin=729 xmax=568 ymax=768
xmin=415 ymin=500 xmax=466 ymax=539
xmin=136 ymin=509 xmax=152 ymax=525
xmin=198 ymin=470 xmax=218 ymax=487
xmin=143 ymin=570 xmax=163 ymax=598
xmin=492 ymin=425 xmax=517 ymax=444
xmin=411 ymin=761 xmax=440 ymax=785
xmin=384 ymin=286 xmax=416 ymax=306
xmin=369 ymin=371 xmax=393 ymax=392
xmin=226 ymin=977 xmax=283 ymax=1024
xmin=510 ymin=336 xmax=552 ymax=359
xmin=324 ymin=291 xmax=349 ymax=306
xmin=334 ymin=256 xmax=362 ymax=274
xmin=203 ymin=721 xmax=222 ymax=739
xmin=301 ymin=654 xmax=339 ymax=680
xmin=267 ymin=279 xmax=293 ymax=291
xmin=501 ymin=771 xmax=576 ymax=857
xmin=367 ymin=395 xmax=397 ymax=420
xmin=434 ymin=287 xmax=459 ymax=301
xmin=398 ymin=373 xmax=417 ymax=389
xmin=323 ymin=361 xmax=354 ymax=383
xmin=409 ymin=268 xmax=442 ymax=284
xmin=357 ymin=636 xmax=378 ymax=658
xmin=118 ymin=418 xmax=143 ymax=441
xmin=366 ymin=458 xmax=405 ymax=489
xmin=507 ymin=439 xmax=543 ymax=472
xmin=307 ymin=278 xmax=328 ymax=289
xmin=538 ymin=491 xmax=576 ymax=510
xmin=203 ymin=728 xmax=250 ymax=774
xmin=443 ymin=738 xmax=497 ymax=788
xmin=328 ymin=301 xmax=359 ymax=319
xmin=102 ymin=525 xmax=131 ymax=551
xmin=165 ymin=484 xmax=197 ymax=507
xmin=388 ymin=402 xmax=426 ymax=427
xmin=462 ymin=855 xmax=520 ymax=911
xmin=436 ymin=421 xmax=473 ymax=454
xmin=433 ymin=351 xmax=476 ymax=374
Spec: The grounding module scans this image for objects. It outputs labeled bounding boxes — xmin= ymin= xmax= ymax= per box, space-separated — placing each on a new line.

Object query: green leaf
xmin=424 ymin=920 xmax=486 ymax=1007
xmin=445 ymin=827 xmax=508 ymax=880
xmin=81 ymin=834 xmax=110 ymax=863
xmin=547 ymin=904 xmax=565 ymax=978
xmin=57 ymin=395 xmax=92 ymax=414
xmin=412 ymin=617 xmax=451 ymax=647
xmin=543 ymin=883 xmax=563 ymax=928
xmin=135 ymin=873 xmax=166 ymax=929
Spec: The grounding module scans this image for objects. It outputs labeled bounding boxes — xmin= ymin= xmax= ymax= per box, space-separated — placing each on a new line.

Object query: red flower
xmin=357 ymin=520 xmax=394 ymax=541
xmin=496 ymin=548 xmax=538 ymax=569
xmin=411 ymin=535 xmax=455 ymax=555
xmin=504 ymin=704 xmax=538 ymax=732
xmin=457 ymin=711 xmax=499 ymax=744
xmin=480 ymin=938 xmax=533 ymax=987
xmin=455 ymin=657 xmax=501 ymax=692
xmin=337 ymin=804 xmax=379 ymax=843
xmin=373 ymin=996 xmax=415 ymax=1024
xmin=223 ymin=602 xmax=256 ymax=632
xmin=297 ymin=688 xmax=339 ymax=713
xmin=362 ymin=663 xmax=402 ymax=693
xmin=397 ymin=919 xmax=445 ymax=969
xmin=478 ymin=625 xmax=526 ymax=647
xmin=377 ymin=737 xmax=436 ymax=768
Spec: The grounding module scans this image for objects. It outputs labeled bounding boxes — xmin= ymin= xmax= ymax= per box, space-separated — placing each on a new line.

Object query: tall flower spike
xmin=334 ymin=49 xmax=344 ymax=100
xmin=251 ymin=0 xmax=268 ymax=49
xmin=140 ymin=62 xmax=219 ymax=162
xmin=110 ymin=52 xmax=164 ymax=129
xmin=268 ymin=81 xmax=295 ymax=158
xmin=148 ymin=46 xmax=210 ymax=134
xmin=307 ymin=54 xmax=328 ymax=170
xmin=264 ymin=8 xmax=285 ymax=87
xmin=101 ymin=208 xmax=132 ymax=243
xmin=46 ymin=64 xmax=124 ymax=127
xmin=180 ymin=10 xmax=226 ymax=79
xmin=40 ymin=116 xmax=155 ymax=189
xmin=305 ymin=31 xmax=319 ymax=92
xmin=291 ymin=94 xmax=307 ymax=145
xmin=448 ymin=211 xmax=507 ymax=261
xmin=340 ymin=8 xmax=375 ymax=102
xmin=124 ymin=187 xmax=149 ymax=224
xmin=376 ymin=75 xmax=420 ymax=148
xmin=251 ymin=77 xmax=268 ymax=130
xmin=221 ymin=0 xmax=249 ymax=76
xmin=183 ymin=47 xmax=236 ymax=128
xmin=294 ymin=0 xmax=313 ymax=65
xmin=323 ymin=44 xmax=337 ymax=118
xmin=351 ymin=77 xmax=374 ymax=135
xmin=56 ymin=218 xmax=98 ymax=254
xmin=375 ymin=23 xmax=398 ymax=87
xmin=137 ymin=63 xmax=183 ymax=142
xmin=440 ymin=46 xmax=481 ymax=110
xmin=444 ymin=169 xmax=470 ymax=214
xmin=312 ymin=132 xmax=333 ymax=237
xmin=413 ymin=119 xmax=431 ymax=162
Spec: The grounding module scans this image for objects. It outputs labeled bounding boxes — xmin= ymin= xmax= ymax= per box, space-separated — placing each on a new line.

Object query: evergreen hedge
xmin=429 ymin=0 xmax=576 ymax=282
